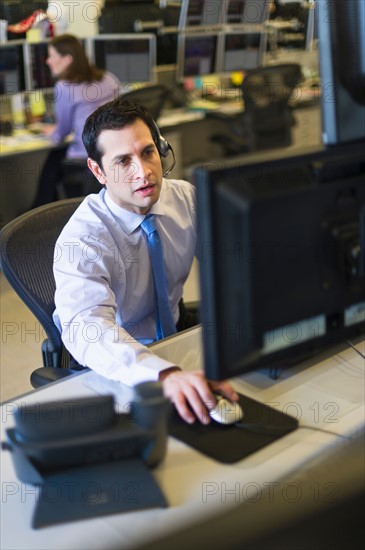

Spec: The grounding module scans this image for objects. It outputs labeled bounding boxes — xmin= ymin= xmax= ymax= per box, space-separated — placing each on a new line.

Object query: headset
xmin=152 ymin=120 xmax=176 ymax=177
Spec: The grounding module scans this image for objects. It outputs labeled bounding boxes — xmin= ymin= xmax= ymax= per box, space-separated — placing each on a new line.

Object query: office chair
xmin=207 ymin=63 xmax=303 ymax=156
xmin=0 ymin=198 xmax=200 ymax=388
xmin=60 ymin=158 xmax=101 ymax=199
xmin=0 ymin=198 xmax=86 ymax=388
xmin=120 ymin=84 xmax=179 ymax=119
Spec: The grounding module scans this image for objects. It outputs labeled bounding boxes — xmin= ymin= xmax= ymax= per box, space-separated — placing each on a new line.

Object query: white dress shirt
xmin=53 ymin=178 xmax=197 ymax=386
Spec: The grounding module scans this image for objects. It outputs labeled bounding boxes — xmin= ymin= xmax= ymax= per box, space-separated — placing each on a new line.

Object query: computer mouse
xmin=209 ymin=394 xmax=244 ymax=425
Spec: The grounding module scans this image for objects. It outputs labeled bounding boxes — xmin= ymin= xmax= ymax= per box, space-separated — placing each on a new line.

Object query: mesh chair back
xmin=120 ymin=84 xmax=173 ymax=119
xmin=0 ymin=198 xmax=83 ymax=368
xmin=242 ymin=63 xmax=302 ymax=111
xmin=241 ymin=63 xmax=302 ymax=148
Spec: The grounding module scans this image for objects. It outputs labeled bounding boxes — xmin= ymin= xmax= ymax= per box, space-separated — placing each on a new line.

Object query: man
xmin=53 ymin=99 xmax=238 ymax=424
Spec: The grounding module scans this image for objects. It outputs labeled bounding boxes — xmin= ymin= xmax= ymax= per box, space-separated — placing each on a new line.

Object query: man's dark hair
xmin=82 ymin=99 xmax=160 ymax=168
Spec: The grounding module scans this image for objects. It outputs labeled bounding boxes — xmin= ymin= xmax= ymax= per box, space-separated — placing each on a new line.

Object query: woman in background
xmin=32 ymin=33 xmax=120 ymax=207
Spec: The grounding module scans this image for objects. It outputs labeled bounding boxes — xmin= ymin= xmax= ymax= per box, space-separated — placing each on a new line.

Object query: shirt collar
xmin=103 ymin=179 xmax=168 ymax=235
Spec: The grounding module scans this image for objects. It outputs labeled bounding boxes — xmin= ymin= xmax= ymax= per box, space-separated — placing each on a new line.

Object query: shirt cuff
xmin=114 ymin=352 xmax=177 ymax=387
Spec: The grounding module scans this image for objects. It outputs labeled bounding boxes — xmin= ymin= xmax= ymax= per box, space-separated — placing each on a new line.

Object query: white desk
xmin=1 ymin=327 xmax=364 ymax=549
xmin=0 ymin=130 xmax=67 ymax=226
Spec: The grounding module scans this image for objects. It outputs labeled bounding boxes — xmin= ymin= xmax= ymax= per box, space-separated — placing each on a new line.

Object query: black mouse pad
xmin=168 ymin=393 xmax=298 ymax=463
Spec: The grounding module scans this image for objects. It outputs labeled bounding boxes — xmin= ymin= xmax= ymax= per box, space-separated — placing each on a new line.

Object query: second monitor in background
xmin=176 ymin=32 xmax=219 ymax=81
xmin=218 ymin=30 xmax=267 ymax=73
xmin=225 ymin=0 xmax=270 ymax=25
xmin=178 ymin=0 xmax=225 ymax=29
xmin=0 ymin=41 xmax=26 ymax=95
xmin=24 ymin=41 xmax=53 ymax=91
xmin=178 ymin=0 xmax=270 ymax=29
xmin=176 ymin=29 xmax=266 ymax=84
xmin=87 ymin=34 xmax=157 ymax=87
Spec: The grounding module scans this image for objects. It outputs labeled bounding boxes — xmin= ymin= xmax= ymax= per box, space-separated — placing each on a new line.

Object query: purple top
xmin=50 ymin=72 xmax=120 ymax=158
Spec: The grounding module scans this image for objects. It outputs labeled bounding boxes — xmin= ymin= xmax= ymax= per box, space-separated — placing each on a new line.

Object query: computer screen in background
xmin=24 ymin=41 xmax=53 ymax=90
xmin=176 ymin=33 xmax=219 ymax=81
xmin=88 ymin=34 xmax=156 ymax=86
xmin=219 ymin=30 xmax=266 ymax=73
xmin=0 ymin=42 xmax=26 ymax=95
xmin=225 ymin=0 xmax=270 ymax=25
xmin=178 ymin=0 xmax=225 ymax=29
xmin=156 ymin=30 xmax=179 ymax=66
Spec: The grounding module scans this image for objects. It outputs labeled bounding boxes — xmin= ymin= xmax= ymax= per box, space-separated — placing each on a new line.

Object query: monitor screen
xmin=225 ymin=0 xmax=270 ymax=25
xmin=0 ymin=42 xmax=26 ymax=95
xmin=176 ymin=33 xmax=219 ymax=80
xmin=156 ymin=30 xmax=179 ymax=66
xmin=219 ymin=31 xmax=265 ymax=72
xmin=25 ymin=41 xmax=53 ymax=90
xmin=195 ymin=143 xmax=365 ymax=380
xmin=89 ymin=34 xmax=156 ymax=84
xmin=179 ymin=0 xmax=225 ymax=28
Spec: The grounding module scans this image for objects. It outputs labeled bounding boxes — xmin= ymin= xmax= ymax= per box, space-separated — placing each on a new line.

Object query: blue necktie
xmin=141 ymin=215 xmax=176 ymax=340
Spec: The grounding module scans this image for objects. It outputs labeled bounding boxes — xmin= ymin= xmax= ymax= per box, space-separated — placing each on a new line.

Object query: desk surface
xmin=0 ymin=112 xmax=206 ymax=158
xmin=1 ymin=327 xmax=364 ymax=549
xmin=0 ymin=128 xmax=68 ymax=158
xmin=0 ymin=91 xmax=318 ymax=158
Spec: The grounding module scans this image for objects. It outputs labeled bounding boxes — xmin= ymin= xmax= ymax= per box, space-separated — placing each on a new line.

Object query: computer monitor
xmin=178 ymin=0 xmax=226 ymax=29
xmin=176 ymin=32 xmax=219 ymax=81
xmin=195 ymin=142 xmax=365 ymax=380
xmin=24 ymin=41 xmax=53 ymax=90
xmin=87 ymin=34 xmax=156 ymax=85
xmin=224 ymin=0 xmax=270 ymax=25
xmin=218 ymin=30 xmax=266 ymax=73
xmin=317 ymin=0 xmax=365 ymax=145
xmin=0 ymin=41 xmax=26 ymax=95
xmin=156 ymin=29 xmax=179 ymax=67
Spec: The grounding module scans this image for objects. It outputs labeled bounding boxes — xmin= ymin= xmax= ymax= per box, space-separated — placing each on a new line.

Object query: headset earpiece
xmin=158 ymin=135 xmax=171 ymax=158
xmin=152 ymin=120 xmax=171 ymax=158
xmin=152 ymin=119 xmax=176 ymax=176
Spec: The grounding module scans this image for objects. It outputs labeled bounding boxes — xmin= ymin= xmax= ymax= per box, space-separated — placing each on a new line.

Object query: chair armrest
xmin=30 ymin=367 xmax=80 ymax=388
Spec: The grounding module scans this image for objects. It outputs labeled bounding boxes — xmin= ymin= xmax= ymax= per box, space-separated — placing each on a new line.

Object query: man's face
xmin=88 ymin=119 xmax=163 ymax=215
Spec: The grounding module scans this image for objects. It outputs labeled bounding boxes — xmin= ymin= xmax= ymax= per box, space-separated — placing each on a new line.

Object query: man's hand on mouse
xmin=159 ymin=368 xmax=239 ymax=424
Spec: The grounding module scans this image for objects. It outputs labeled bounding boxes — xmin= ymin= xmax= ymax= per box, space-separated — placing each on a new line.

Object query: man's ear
xmin=87 ymin=158 xmax=107 ymax=185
